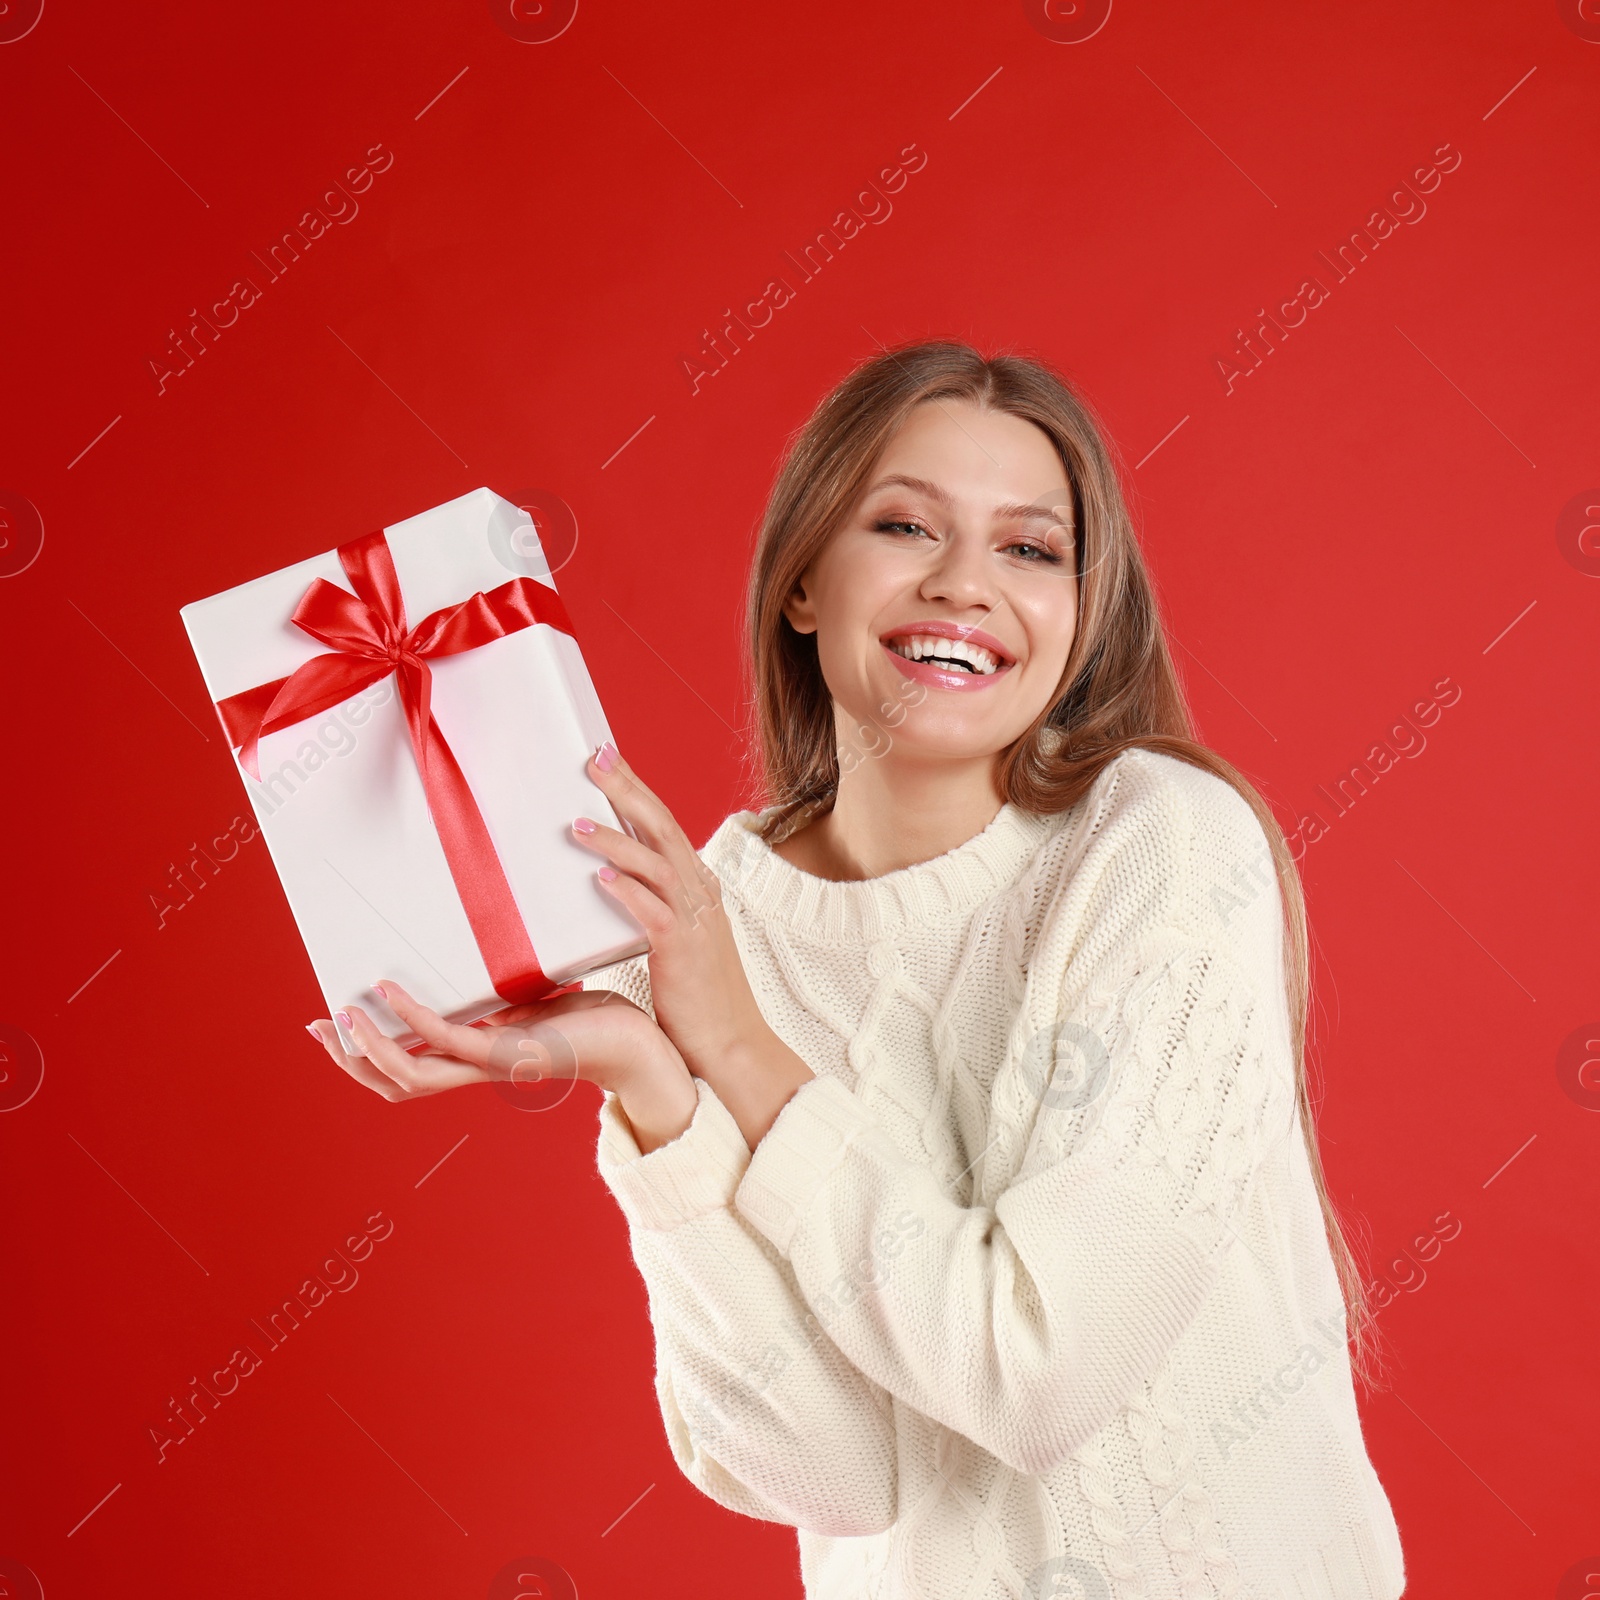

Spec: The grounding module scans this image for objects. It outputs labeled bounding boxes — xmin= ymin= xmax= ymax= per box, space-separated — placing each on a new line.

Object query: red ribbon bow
xmin=213 ymin=529 xmax=576 ymax=1005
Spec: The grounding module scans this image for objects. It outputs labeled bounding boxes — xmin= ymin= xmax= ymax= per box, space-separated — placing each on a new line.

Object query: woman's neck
xmin=773 ymin=751 xmax=1006 ymax=882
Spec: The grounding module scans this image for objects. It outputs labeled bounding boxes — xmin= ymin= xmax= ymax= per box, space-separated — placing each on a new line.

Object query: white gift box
xmin=180 ymin=487 xmax=648 ymax=1055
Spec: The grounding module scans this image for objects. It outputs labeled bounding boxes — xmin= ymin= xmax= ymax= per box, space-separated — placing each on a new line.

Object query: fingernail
xmin=372 ymin=982 xmax=388 ymax=999
xmin=336 ymin=1010 xmax=353 ymax=1030
xmin=598 ymin=866 xmax=617 ymax=882
xmin=595 ymin=741 xmax=617 ymax=772
xmin=572 ymin=816 xmax=597 ymax=835
xmin=305 ymin=1022 xmax=322 ymax=1043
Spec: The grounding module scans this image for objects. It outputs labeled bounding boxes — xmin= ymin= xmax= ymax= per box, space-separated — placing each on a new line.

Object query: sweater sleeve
xmin=583 ymin=957 xmax=899 ymax=1537
xmin=730 ymin=781 xmax=1302 ymax=1478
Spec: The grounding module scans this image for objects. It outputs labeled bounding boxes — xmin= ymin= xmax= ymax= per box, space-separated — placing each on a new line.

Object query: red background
xmin=3 ymin=1 xmax=1598 ymax=1594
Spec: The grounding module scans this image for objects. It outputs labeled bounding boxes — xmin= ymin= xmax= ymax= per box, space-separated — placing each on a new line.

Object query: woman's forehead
xmin=874 ymin=401 xmax=1070 ymax=494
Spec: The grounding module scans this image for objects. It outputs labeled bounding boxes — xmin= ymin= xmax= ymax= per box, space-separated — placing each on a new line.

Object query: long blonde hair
xmin=740 ymin=339 xmax=1378 ymax=1386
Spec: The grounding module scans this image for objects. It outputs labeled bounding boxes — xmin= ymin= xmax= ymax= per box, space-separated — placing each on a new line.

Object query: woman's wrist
xmin=695 ymin=1025 xmax=816 ymax=1153
xmin=613 ymin=1033 xmax=699 ymax=1155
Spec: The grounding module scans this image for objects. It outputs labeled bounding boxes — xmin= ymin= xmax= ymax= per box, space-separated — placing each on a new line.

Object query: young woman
xmin=310 ymin=342 xmax=1406 ymax=1598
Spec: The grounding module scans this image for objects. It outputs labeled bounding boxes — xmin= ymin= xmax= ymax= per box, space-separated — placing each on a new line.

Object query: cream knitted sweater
xmin=585 ymin=747 xmax=1406 ymax=1600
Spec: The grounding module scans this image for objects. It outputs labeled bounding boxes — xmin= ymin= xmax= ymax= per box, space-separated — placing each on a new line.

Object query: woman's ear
xmin=781 ymin=573 xmax=818 ymax=635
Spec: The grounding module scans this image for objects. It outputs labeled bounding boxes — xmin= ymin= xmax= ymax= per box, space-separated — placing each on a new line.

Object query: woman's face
xmin=783 ymin=398 xmax=1080 ymax=773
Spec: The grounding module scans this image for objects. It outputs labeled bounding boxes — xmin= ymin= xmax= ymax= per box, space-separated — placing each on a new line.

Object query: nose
xmin=919 ymin=524 xmax=998 ymax=614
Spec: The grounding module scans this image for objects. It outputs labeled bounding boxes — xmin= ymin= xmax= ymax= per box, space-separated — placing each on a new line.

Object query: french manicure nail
xmin=598 ymin=866 xmax=617 ymax=882
xmin=372 ymin=982 xmax=388 ymax=999
xmin=595 ymin=741 xmax=617 ymax=772
xmin=336 ymin=1010 xmax=353 ymax=1030
xmin=572 ymin=816 xmax=597 ymax=835
xmin=306 ymin=1023 xmax=322 ymax=1042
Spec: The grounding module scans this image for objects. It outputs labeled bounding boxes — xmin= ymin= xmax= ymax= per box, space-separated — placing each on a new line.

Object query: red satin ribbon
xmin=213 ymin=529 xmax=577 ymax=1006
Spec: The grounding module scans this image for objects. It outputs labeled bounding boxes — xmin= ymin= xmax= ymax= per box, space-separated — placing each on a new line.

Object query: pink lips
xmin=881 ymin=619 xmax=1016 ymax=664
xmin=880 ymin=620 xmax=1018 ymax=693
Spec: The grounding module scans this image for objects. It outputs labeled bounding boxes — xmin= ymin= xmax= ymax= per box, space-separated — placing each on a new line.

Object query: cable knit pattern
xmin=587 ymin=748 xmax=1406 ymax=1598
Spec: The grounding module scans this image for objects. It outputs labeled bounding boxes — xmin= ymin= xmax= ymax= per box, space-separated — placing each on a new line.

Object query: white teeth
xmin=887 ymin=634 xmax=1001 ymax=674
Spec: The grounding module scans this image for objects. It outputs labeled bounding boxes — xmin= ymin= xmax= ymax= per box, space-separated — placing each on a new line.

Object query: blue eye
xmin=873 ymin=517 xmax=1067 ymax=566
xmin=1007 ymin=541 xmax=1065 ymax=565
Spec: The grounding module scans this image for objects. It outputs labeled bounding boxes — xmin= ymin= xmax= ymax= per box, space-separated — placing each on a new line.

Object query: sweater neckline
xmin=703 ymin=800 xmax=1056 ymax=944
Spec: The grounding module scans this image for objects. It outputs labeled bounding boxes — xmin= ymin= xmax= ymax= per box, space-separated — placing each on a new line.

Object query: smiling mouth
xmin=884 ymin=634 xmax=1006 ymax=675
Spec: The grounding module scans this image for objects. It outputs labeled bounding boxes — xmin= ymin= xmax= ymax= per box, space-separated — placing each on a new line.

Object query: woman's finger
xmin=594 ymin=865 xmax=677 ymax=939
xmin=588 ymin=745 xmax=698 ymax=866
xmin=308 ymin=1018 xmax=415 ymax=1102
xmin=342 ymin=1003 xmax=483 ymax=1095
xmin=372 ymin=980 xmax=499 ymax=1070
xmin=374 ymin=1050 xmax=487 ymax=1096
xmin=569 ymin=817 xmax=679 ymax=904
xmin=584 ymin=751 xmax=725 ymax=927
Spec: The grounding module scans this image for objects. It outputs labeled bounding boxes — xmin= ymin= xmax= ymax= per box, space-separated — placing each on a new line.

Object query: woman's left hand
xmin=573 ymin=741 xmax=814 ymax=1138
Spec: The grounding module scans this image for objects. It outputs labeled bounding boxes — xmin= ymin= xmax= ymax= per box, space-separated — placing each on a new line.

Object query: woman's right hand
xmin=306 ymin=979 xmax=701 ymax=1153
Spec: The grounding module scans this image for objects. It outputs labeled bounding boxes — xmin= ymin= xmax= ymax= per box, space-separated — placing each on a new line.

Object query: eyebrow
xmin=863 ymin=473 xmax=1073 ymax=527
